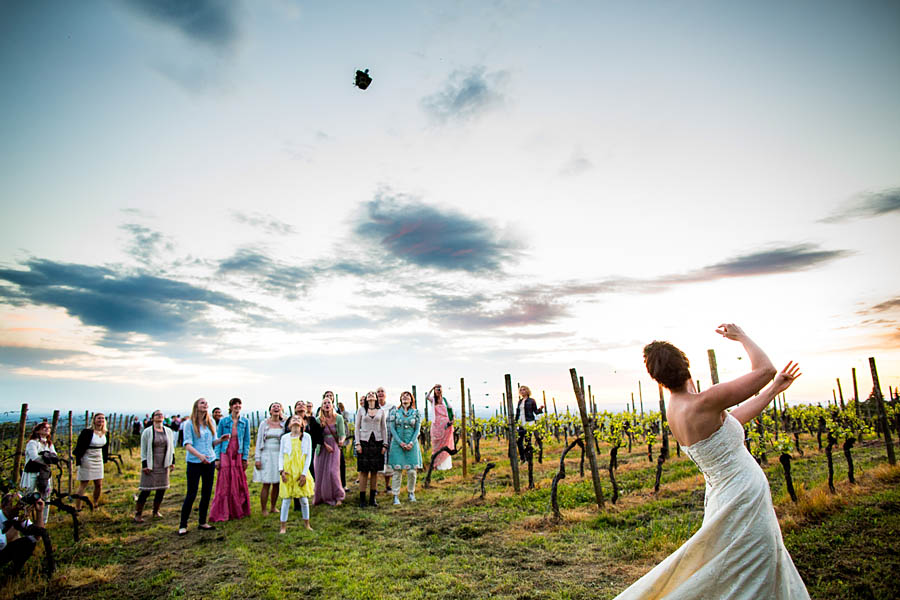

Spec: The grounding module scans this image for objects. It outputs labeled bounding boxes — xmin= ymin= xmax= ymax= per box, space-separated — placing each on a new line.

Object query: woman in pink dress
xmin=313 ymin=391 xmax=346 ymax=506
xmin=427 ymin=384 xmax=454 ymax=470
xmin=209 ymin=398 xmax=252 ymax=522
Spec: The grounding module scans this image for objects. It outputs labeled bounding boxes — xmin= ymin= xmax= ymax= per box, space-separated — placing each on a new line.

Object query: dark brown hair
xmin=643 ymin=341 xmax=691 ymax=391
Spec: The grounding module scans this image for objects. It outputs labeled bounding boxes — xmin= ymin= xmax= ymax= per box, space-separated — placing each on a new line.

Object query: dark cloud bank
xmin=354 ymin=191 xmax=522 ymax=273
xmin=821 ymin=187 xmax=900 ymax=224
xmin=0 ymin=259 xmax=247 ymax=340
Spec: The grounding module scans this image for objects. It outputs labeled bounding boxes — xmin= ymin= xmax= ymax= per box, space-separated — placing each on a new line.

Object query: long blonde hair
xmin=92 ymin=413 xmax=108 ymax=435
xmin=191 ymin=398 xmax=216 ymax=438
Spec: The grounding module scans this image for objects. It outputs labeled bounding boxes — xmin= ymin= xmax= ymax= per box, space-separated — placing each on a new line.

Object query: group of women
xmin=113 ymin=386 xmax=453 ymax=534
xmin=18 ymin=412 xmax=111 ymax=524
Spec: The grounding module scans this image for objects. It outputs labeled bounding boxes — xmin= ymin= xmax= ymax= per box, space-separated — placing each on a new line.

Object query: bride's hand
xmin=715 ymin=323 xmax=746 ymax=341
xmin=771 ymin=361 xmax=802 ymax=394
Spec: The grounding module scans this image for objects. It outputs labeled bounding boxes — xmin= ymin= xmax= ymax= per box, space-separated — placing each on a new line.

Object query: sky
xmin=1 ymin=0 xmax=899 ymax=419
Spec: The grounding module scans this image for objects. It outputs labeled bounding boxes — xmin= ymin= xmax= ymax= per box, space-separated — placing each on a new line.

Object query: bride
xmin=615 ymin=323 xmax=810 ymax=599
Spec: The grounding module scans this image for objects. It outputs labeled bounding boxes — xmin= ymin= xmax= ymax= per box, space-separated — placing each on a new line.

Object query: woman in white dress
xmin=20 ymin=422 xmax=56 ymax=522
xmin=615 ymin=323 xmax=809 ymax=600
xmin=73 ymin=413 xmax=109 ymax=510
xmin=254 ymin=402 xmax=285 ymax=516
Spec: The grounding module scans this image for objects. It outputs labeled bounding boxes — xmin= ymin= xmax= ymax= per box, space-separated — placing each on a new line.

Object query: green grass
xmin=5 ymin=435 xmax=899 ymax=599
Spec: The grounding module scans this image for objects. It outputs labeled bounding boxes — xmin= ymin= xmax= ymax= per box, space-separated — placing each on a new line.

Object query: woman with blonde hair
xmin=73 ymin=413 xmax=109 ymax=509
xmin=514 ymin=384 xmax=543 ymax=461
xmin=313 ymin=391 xmax=346 ymax=506
xmin=178 ymin=398 xmax=228 ymax=536
xmin=254 ymin=402 xmax=285 ymax=516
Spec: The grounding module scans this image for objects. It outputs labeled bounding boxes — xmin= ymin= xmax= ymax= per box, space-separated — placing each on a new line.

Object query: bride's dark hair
xmin=643 ymin=341 xmax=692 ymax=391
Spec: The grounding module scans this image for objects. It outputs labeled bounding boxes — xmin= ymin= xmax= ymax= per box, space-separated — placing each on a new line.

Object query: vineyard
xmin=1 ymin=366 xmax=899 ymax=599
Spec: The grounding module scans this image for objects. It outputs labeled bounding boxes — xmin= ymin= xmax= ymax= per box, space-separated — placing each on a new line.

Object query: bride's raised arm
xmin=700 ymin=324 xmax=777 ymax=414
xmin=730 ymin=361 xmax=802 ymax=425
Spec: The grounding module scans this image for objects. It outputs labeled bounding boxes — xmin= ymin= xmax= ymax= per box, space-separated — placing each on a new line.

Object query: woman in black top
xmin=73 ymin=413 xmax=110 ymax=509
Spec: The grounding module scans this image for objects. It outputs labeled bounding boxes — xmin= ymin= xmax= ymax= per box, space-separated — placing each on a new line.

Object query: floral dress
xmin=388 ymin=407 xmax=422 ymax=470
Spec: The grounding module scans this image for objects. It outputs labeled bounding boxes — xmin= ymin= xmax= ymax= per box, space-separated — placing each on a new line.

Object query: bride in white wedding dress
xmin=614 ymin=323 xmax=810 ymax=600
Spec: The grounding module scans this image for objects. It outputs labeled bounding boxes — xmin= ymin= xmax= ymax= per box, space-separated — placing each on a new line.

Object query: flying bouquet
xmin=354 ymin=68 xmax=372 ymax=90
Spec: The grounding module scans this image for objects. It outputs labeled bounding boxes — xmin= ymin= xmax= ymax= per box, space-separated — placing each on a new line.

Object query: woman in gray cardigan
xmin=134 ymin=410 xmax=175 ymax=522
xmin=354 ymin=391 xmax=387 ymax=508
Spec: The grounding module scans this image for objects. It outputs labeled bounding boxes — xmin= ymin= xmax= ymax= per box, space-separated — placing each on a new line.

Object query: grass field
xmin=4 ymin=433 xmax=899 ymax=599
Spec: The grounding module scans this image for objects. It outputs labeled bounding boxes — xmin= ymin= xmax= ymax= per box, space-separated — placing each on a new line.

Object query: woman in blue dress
xmin=387 ymin=390 xmax=422 ymax=504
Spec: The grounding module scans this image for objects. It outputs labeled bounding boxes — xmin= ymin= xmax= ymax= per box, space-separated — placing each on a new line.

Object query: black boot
xmin=358 ymin=491 xmax=367 ymax=508
xmin=368 ymin=489 xmax=378 ymax=507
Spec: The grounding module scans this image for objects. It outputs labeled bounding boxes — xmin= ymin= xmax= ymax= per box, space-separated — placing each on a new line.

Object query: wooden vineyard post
xmin=67 ymin=410 xmax=74 ymax=494
xmin=12 ymin=404 xmax=28 ymax=483
xmin=411 ymin=385 xmax=417 ymax=409
xmin=655 ymin=384 xmax=670 ymax=493
xmin=542 ymin=390 xmax=547 ymax=414
xmin=460 ymin=377 xmax=467 ymax=479
xmin=50 ymin=409 xmax=60 ymax=438
xmin=851 ymin=367 xmax=860 ymax=416
xmin=869 ymin=357 xmax=895 ymax=465
xmin=587 ymin=384 xmax=593 ymax=417
xmin=570 ymin=367 xmax=604 ymax=508
xmin=579 ymin=377 xmax=586 ymax=413
xmin=707 ymin=349 xmax=720 ymax=385
xmin=836 ymin=378 xmax=845 ymax=410
xmin=638 ymin=381 xmax=644 ymax=418
xmin=84 ymin=410 xmax=89 ymax=429
xmin=504 ymin=375 xmax=521 ymax=493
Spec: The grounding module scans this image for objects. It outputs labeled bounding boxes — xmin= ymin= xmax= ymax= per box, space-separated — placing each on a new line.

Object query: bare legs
xmin=74 ymin=479 xmax=102 ymax=510
xmin=260 ymin=483 xmax=280 ymax=515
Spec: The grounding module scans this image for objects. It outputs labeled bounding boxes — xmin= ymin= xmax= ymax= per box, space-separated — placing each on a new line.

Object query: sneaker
xmin=392 ymin=495 xmax=400 ymax=505
xmin=408 ymin=492 xmax=416 ymax=502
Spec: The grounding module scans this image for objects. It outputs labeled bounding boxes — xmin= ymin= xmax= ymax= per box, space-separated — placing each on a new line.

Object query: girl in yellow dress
xmin=279 ymin=416 xmax=315 ymax=533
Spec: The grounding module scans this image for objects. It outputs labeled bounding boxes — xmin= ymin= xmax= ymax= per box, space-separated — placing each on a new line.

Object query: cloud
xmin=217 ymin=248 xmax=312 ymax=298
xmin=820 ymin=187 xmax=900 ymax=223
xmin=0 ymin=346 xmax=81 ymax=368
xmin=858 ymin=296 xmax=900 ymax=314
xmin=422 ymin=292 xmax=568 ymax=330
xmin=421 ymin=67 xmax=509 ymax=123
xmin=354 ymin=190 xmax=522 ymax=273
xmin=231 ymin=211 xmax=296 ymax=235
xmin=0 ymin=259 xmax=248 ymax=341
xmin=665 ymin=244 xmax=851 ymax=283
xmin=527 ymin=244 xmax=850 ymax=301
xmin=560 ymin=148 xmax=593 ymax=177
xmin=124 ymin=0 xmax=239 ymax=50
xmin=120 ymin=223 xmax=174 ymax=264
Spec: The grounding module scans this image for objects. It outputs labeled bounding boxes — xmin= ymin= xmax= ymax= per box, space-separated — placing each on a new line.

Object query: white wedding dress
xmin=614 ymin=413 xmax=810 ymax=599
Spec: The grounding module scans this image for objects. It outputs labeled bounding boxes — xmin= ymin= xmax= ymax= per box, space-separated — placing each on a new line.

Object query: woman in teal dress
xmin=387 ymin=391 xmax=422 ymax=504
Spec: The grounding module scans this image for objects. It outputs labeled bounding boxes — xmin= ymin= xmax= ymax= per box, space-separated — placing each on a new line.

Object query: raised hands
xmin=715 ymin=323 xmax=747 ymax=341
xmin=771 ymin=361 xmax=802 ymax=395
